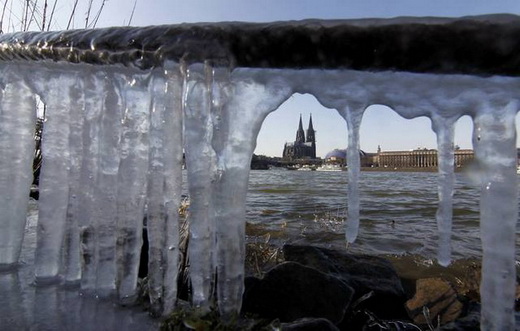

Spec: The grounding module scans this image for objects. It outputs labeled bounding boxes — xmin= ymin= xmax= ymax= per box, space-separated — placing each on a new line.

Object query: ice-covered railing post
xmin=0 ymin=15 xmax=518 ymax=328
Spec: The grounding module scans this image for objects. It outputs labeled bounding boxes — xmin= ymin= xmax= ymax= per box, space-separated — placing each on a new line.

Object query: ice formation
xmin=0 ymin=15 xmax=517 ymax=329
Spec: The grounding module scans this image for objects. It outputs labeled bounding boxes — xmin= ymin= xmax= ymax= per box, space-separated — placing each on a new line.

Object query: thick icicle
xmin=115 ymin=72 xmax=151 ymax=304
xmin=146 ymin=72 xmax=168 ymax=314
xmin=472 ymin=102 xmax=518 ymax=330
xmin=0 ymin=65 xmax=36 ymax=267
xmin=431 ymin=116 xmax=456 ymax=266
xmin=34 ymin=72 xmax=73 ymax=282
xmin=214 ymin=70 xmax=293 ymax=319
xmin=184 ymin=63 xmax=216 ymax=311
xmin=343 ymin=107 xmax=364 ymax=244
xmin=146 ymin=65 xmax=183 ymax=316
xmin=62 ymin=73 xmax=85 ymax=283
xmin=93 ymin=70 xmax=123 ymax=296
xmin=77 ymin=71 xmax=104 ymax=292
xmin=160 ymin=64 xmax=184 ymax=315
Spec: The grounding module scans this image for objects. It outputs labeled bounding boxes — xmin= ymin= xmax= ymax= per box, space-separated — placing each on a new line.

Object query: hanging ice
xmin=472 ymin=101 xmax=518 ymax=330
xmin=0 ymin=64 xmax=36 ymax=267
xmin=0 ymin=15 xmax=518 ymax=329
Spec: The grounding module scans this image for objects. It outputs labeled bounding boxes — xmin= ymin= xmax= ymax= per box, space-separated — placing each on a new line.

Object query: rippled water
xmin=246 ymin=169 xmax=519 ymax=262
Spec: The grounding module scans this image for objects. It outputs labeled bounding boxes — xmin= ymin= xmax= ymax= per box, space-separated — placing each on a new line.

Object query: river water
xmin=246 ymin=168 xmax=519 ymax=262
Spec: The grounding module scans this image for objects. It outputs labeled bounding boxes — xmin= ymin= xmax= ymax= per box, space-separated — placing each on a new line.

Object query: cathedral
xmin=282 ymin=114 xmax=316 ymax=160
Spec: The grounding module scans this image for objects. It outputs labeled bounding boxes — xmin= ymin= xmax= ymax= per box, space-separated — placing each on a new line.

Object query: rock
xmin=439 ymin=302 xmax=480 ymax=331
xmin=281 ymin=317 xmax=340 ymax=331
xmin=406 ymin=278 xmax=463 ymax=326
xmin=283 ymin=245 xmax=407 ymax=320
xmin=242 ymin=261 xmax=354 ymax=324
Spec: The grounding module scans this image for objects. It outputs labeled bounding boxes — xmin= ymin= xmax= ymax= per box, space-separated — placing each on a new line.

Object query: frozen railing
xmin=0 ymin=14 xmax=518 ymax=329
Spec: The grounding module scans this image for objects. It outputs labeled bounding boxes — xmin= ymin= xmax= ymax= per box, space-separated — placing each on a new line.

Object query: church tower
xmin=306 ymin=114 xmax=316 ymax=158
xmin=295 ymin=114 xmax=305 ymax=143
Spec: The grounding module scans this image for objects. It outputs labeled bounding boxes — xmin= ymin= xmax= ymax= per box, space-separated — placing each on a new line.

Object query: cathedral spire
xmin=295 ymin=114 xmax=305 ymax=143
xmin=306 ymin=114 xmax=315 ymax=143
xmin=306 ymin=114 xmax=316 ymax=158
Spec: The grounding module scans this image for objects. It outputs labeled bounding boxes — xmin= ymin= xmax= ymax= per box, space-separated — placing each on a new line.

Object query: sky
xmin=5 ymin=0 xmax=520 ymax=157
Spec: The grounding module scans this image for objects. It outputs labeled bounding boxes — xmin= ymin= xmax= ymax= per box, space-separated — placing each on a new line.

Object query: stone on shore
xmin=283 ymin=244 xmax=408 ymax=320
xmin=406 ymin=278 xmax=463 ymax=326
xmin=241 ymin=261 xmax=354 ymax=324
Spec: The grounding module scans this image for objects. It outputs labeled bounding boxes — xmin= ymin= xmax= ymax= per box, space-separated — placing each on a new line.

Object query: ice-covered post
xmin=0 ymin=64 xmax=36 ymax=267
xmin=472 ymin=100 xmax=518 ymax=330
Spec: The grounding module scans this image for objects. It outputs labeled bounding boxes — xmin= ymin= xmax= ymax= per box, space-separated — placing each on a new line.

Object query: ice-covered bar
xmin=0 ymin=14 xmax=518 ymax=329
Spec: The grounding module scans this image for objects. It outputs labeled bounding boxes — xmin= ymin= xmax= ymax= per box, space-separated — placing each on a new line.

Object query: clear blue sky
xmin=7 ymin=0 xmax=520 ymax=157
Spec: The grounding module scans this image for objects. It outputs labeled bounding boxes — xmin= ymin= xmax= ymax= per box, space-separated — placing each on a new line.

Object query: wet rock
xmin=242 ymin=261 xmax=354 ymax=324
xmin=406 ymin=278 xmax=463 ymax=326
xmin=281 ymin=317 xmax=340 ymax=331
xmin=283 ymin=245 xmax=407 ymax=319
xmin=439 ymin=302 xmax=480 ymax=331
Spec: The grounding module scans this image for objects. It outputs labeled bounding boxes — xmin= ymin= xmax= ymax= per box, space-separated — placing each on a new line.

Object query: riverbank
xmin=160 ymin=239 xmax=519 ymax=330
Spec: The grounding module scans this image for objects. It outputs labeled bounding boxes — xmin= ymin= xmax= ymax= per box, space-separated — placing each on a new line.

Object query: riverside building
xmin=324 ymin=146 xmax=475 ymax=169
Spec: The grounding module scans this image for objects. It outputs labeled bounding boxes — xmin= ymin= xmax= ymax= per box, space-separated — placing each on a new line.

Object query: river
xmin=246 ymin=168 xmax=518 ymax=262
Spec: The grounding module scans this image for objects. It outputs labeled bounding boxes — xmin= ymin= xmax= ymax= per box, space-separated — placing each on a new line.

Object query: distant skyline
xmin=5 ymin=0 xmax=520 ymax=158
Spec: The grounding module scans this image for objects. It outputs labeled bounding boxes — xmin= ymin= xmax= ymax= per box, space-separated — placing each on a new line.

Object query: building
xmin=324 ymin=145 xmax=475 ymax=169
xmin=324 ymin=148 xmax=375 ymax=167
xmin=375 ymin=146 xmax=474 ymax=169
xmin=282 ymin=114 xmax=316 ymax=160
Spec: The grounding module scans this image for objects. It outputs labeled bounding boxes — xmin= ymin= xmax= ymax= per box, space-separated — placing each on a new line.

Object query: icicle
xmin=146 ymin=64 xmax=183 ymax=316
xmin=213 ymin=69 xmax=293 ymax=319
xmin=33 ymin=71 xmax=73 ymax=282
xmin=115 ymin=72 xmax=151 ymax=304
xmin=146 ymin=72 xmax=168 ymax=314
xmin=77 ymin=70 xmax=105 ymax=292
xmin=0 ymin=64 xmax=37 ymax=267
xmin=472 ymin=102 xmax=518 ymax=330
xmin=212 ymin=67 xmax=247 ymax=320
xmin=62 ymin=73 xmax=85 ymax=284
xmin=160 ymin=63 xmax=184 ymax=315
xmin=431 ymin=116 xmax=456 ymax=267
xmin=183 ymin=63 xmax=216 ymax=311
xmin=342 ymin=106 xmax=364 ymax=244
xmin=93 ymin=70 xmax=123 ymax=297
